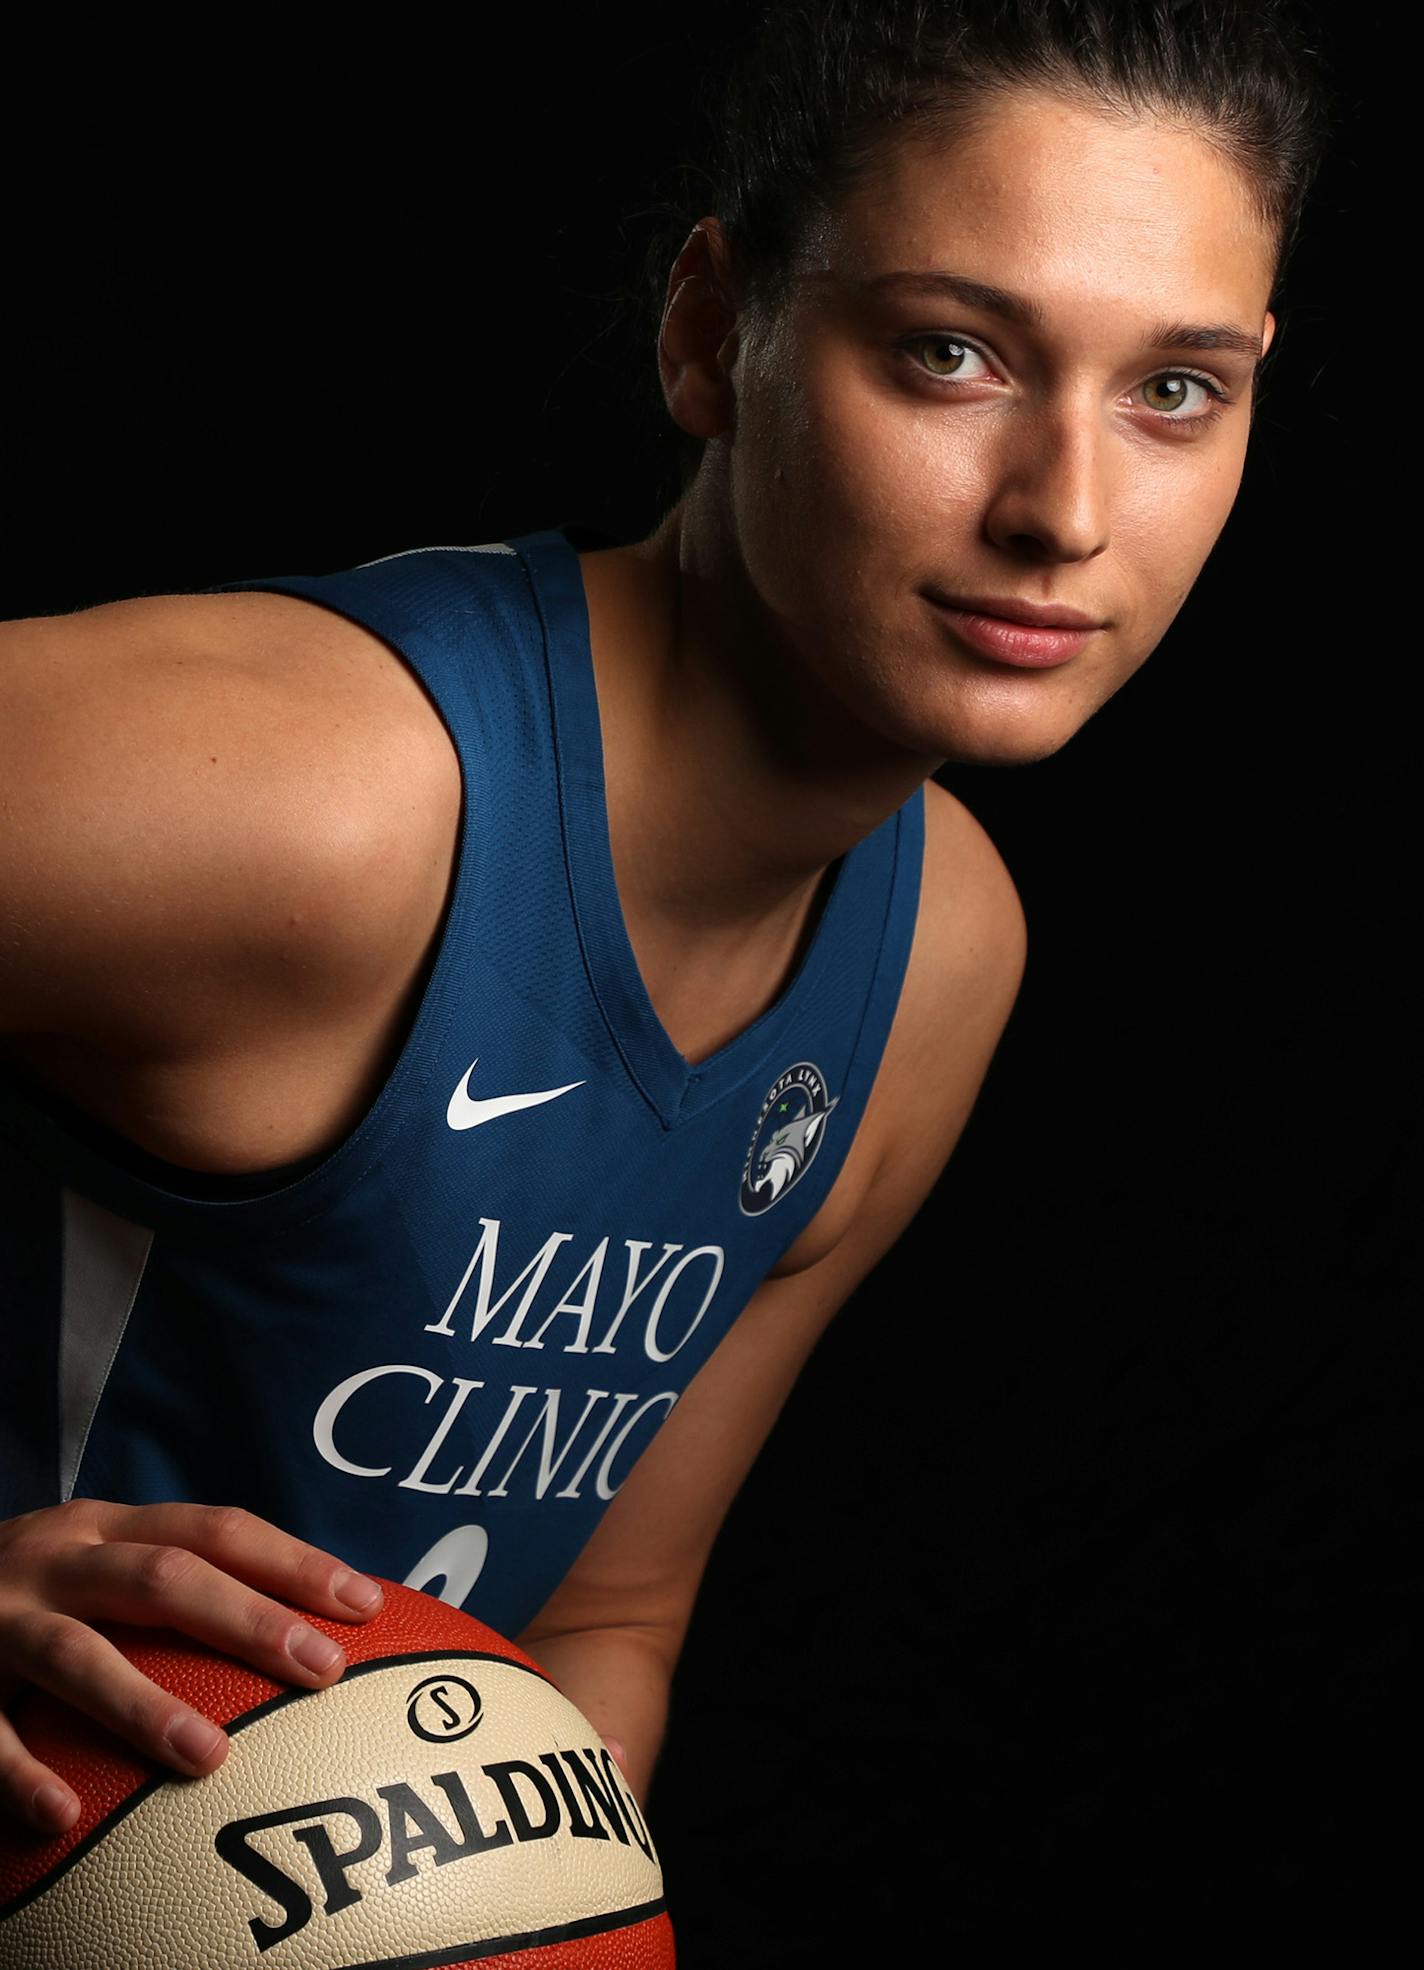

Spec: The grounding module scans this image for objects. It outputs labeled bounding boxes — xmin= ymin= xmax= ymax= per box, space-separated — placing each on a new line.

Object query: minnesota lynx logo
xmin=739 ymin=1062 xmax=839 ymax=1216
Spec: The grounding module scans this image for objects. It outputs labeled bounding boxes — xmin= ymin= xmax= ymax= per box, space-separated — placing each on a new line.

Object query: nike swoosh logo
xmin=446 ymin=1058 xmax=585 ymax=1131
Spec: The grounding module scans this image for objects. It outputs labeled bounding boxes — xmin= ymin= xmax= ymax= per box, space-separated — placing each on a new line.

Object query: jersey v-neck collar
xmin=509 ymin=527 xmax=874 ymax=1131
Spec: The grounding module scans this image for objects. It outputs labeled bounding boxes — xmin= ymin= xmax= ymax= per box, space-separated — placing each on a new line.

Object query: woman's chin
xmin=942 ymin=715 xmax=1086 ymax=768
xmin=878 ymin=689 xmax=1096 ymax=770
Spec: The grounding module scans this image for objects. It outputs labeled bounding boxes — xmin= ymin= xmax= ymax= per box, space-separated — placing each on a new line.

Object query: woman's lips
xmin=926 ymin=596 xmax=1097 ymax=666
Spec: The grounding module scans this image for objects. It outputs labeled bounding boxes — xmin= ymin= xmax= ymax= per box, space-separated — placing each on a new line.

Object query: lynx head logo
xmin=739 ymin=1061 xmax=839 ymax=1216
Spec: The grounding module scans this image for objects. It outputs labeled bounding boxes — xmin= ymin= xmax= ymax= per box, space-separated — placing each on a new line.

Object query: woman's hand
xmin=0 ymin=1497 xmax=384 ymax=1836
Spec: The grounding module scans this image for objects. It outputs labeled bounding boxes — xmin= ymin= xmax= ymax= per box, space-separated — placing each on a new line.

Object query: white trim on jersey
xmin=59 ymin=1192 xmax=154 ymax=1502
xmin=352 ymin=543 xmax=515 ymax=569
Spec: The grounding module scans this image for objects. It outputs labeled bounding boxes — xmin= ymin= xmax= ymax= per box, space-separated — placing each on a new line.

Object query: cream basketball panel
xmin=1 ymin=1653 xmax=664 ymax=1969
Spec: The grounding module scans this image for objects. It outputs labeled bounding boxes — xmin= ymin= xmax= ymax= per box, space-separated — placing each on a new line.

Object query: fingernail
xmin=289 ymin=1625 xmax=344 ymax=1676
xmin=333 ymin=1570 xmax=382 ymax=1614
xmin=32 ymin=1782 xmax=78 ymax=1832
xmin=166 ymin=1713 xmax=224 ymax=1769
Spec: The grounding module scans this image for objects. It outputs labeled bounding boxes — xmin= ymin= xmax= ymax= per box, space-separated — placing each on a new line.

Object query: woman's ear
xmin=657 ymin=218 xmax=742 ymax=443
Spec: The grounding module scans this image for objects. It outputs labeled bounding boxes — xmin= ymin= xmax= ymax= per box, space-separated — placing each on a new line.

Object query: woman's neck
xmin=582 ymin=478 xmax=939 ymax=945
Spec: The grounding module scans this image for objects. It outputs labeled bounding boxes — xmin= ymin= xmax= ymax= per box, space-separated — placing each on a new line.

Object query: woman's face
xmin=707 ymin=88 xmax=1279 ymax=766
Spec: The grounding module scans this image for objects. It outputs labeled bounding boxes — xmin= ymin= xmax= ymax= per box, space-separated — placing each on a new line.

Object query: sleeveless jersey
xmin=0 ymin=528 xmax=924 ymax=1637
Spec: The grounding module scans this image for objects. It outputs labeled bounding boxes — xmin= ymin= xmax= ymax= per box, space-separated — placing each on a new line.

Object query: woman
xmin=0 ymin=0 xmax=1332 ymax=1857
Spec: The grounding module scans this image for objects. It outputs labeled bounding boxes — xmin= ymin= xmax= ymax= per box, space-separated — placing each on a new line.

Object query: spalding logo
xmin=214 ymin=1746 xmax=655 ymax=1952
xmin=406 ymin=1674 xmax=483 ymax=1743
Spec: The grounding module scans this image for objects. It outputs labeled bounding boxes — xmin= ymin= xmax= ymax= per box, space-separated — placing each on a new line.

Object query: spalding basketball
xmin=0 ymin=1579 xmax=675 ymax=1968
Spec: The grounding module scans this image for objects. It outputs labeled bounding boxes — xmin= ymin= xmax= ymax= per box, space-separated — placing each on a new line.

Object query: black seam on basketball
xmin=0 ymin=1770 xmax=173 ymax=1920
xmin=331 ymin=1898 xmax=669 ymax=1969
xmin=0 ymin=1650 xmax=557 ymax=1921
xmin=220 ymin=1650 xmax=556 ymax=1743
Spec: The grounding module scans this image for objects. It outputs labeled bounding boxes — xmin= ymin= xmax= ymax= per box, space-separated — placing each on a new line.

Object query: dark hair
xmin=630 ymin=0 xmax=1336 ymax=498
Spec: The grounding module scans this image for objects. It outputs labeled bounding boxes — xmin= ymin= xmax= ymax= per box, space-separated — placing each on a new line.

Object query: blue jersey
xmin=0 ymin=528 xmax=924 ymax=1637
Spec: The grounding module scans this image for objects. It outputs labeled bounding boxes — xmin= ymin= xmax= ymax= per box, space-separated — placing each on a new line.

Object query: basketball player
xmin=0 ymin=1 xmax=1329 ymax=1836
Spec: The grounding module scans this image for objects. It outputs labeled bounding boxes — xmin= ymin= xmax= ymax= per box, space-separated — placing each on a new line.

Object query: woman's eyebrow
xmin=853 ymin=269 xmax=1263 ymax=361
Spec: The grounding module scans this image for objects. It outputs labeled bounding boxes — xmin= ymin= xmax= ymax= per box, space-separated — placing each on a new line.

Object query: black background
xmin=2 ymin=7 xmax=1408 ymax=1956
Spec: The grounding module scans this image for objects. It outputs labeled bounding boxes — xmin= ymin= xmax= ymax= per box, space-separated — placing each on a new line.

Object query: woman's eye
xmin=1140 ymin=372 xmax=1221 ymax=417
xmin=904 ymin=334 xmax=990 ymax=380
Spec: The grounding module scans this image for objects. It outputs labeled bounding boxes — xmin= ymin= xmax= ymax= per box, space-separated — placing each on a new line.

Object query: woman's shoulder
xmin=862 ymin=776 xmax=1027 ymax=1160
xmin=915 ymin=777 xmax=1027 ymax=986
xmin=1 ymin=584 xmax=463 ymax=1057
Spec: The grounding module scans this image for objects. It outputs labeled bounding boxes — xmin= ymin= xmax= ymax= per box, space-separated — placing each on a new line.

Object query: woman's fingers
xmin=0 ymin=1614 xmax=230 ymax=1830
xmin=0 ymin=1498 xmax=387 ymax=1835
xmin=78 ymin=1501 xmax=383 ymax=1623
xmin=0 ymin=1702 xmax=80 ymax=1836
xmin=42 ymin=1540 xmax=355 ymax=1690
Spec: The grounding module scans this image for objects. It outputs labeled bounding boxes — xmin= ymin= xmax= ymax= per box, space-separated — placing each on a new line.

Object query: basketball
xmin=0 ymin=1579 xmax=674 ymax=1968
